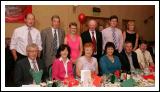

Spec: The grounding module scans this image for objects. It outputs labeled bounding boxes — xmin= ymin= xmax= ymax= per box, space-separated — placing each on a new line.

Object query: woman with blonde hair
xmin=123 ymin=20 xmax=139 ymax=51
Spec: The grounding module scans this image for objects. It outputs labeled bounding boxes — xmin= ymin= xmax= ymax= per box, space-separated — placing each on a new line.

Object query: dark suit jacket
xmin=41 ymin=27 xmax=65 ymax=68
xmin=119 ymin=49 xmax=140 ymax=72
xmin=81 ymin=30 xmax=102 ymax=60
xmin=14 ymin=58 xmax=47 ymax=87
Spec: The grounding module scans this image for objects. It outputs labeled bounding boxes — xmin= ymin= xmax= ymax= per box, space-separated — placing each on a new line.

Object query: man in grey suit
xmin=41 ymin=15 xmax=65 ymax=70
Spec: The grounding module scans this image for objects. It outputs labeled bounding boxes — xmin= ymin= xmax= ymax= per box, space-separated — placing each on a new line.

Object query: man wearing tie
xmin=14 ymin=43 xmax=47 ymax=87
xmin=102 ymin=15 xmax=123 ymax=54
xmin=10 ymin=13 xmax=42 ymax=62
xmin=41 ymin=15 xmax=65 ymax=69
xmin=81 ymin=19 xmax=102 ymax=61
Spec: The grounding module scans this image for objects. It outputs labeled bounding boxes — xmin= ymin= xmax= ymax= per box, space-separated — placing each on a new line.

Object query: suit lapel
xmin=26 ymin=58 xmax=32 ymax=70
xmin=58 ymin=29 xmax=61 ymax=45
xmin=48 ymin=27 xmax=54 ymax=44
xmin=87 ymin=30 xmax=92 ymax=41
xmin=37 ymin=60 xmax=42 ymax=70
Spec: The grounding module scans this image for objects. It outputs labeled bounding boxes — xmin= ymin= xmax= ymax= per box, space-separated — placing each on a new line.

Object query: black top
xmin=125 ymin=31 xmax=137 ymax=47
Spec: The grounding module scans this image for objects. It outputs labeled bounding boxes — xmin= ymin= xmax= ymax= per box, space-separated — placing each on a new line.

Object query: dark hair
xmin=109 ymin=15 xmax=118 ymax=22
xmin=140 ymin=40 xmax=148 ymax=45
xmin=69 ymin=22 xmax=77 ymax=27
xmin=56 ymin=44 xmax=71 ymax=59
xmin=104 ymin=42 xmax=115 ymax=54
xmin=125 ymin=40 xmax=133 ymax=45
xmin=24 ymin=13 xmax=35 ymax=19
xmin=51 ymin=15 xmax=60 ymax=21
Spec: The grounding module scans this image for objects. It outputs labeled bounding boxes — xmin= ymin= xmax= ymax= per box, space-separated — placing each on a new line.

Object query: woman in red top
xmin=52 ymin=44 xmax=73 ymax=81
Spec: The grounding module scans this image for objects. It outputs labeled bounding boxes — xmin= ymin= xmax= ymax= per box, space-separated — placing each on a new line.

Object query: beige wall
xmin=5 ymin=5 xmax=155 ymax=41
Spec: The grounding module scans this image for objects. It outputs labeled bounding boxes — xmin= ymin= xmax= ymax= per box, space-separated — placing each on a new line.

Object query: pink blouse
xmin=66 ymin=34 xmax=81 ymax=63
xmin=52 ymin=58 xmax=73 ymax=81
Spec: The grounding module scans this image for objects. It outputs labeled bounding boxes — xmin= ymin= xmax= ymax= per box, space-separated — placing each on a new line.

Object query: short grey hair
xmin=26 ymin=43 xmax=39 ymax=52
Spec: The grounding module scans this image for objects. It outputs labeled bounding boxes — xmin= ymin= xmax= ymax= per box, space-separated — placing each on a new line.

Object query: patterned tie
xmin=32 ymin=60 xmax=38 ymax=72
xmin=92 ymin=31 xmax=96 ymax=52
xmin=53 ymin=30 xmax=57 ymax=53
xmin=112 ymin=28 xmax=118 ymax=49
xmin=28 ymin=27 xmax=33 ymax=45
xmin=142 ymin=52 xmax=149 ymax=68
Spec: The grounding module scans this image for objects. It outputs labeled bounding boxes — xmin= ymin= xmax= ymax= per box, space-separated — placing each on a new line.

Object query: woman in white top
xmin=76 ymin=42 xmax=98 ymax=77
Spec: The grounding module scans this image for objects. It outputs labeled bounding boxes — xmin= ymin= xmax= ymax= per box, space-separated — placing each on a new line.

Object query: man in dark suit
xmin=14 ymin=43 xmax=47 ymax=87
xmin=119 ymin=41 xmax=140 ymax=72
xmin=81 ymin=19 xmax=102 ymax=61
xmin=41 ymin=15 xmax=65 ymax=69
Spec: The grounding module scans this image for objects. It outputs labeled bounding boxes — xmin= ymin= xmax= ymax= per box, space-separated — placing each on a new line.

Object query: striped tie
xmin=28 ymin=27 xmax=33 ymax=45
xmin=53 ymin=30 xmax=57 ymax=53
xmin=142 ymin=52 xmax=149 ymax=68
xmin=112 ymin=28 xmax=118 ymax=49
xmin=32 ymin=61 xmax=38 ymax=72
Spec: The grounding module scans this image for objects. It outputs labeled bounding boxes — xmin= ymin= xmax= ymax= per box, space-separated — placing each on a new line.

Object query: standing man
xmin=102 ymin=15 xmax=123 ymax=54
xmin=41 ymin=15 xmax=65 ymax=69
xmin=10 ymin=13 xmax=42 ymax=62
xmin=81 ymin=19 xmax=102 ymax=61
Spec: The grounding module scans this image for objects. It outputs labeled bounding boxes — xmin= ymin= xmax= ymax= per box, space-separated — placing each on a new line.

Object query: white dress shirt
xmin=102 ymin=27 xmax=123 ymax=52
xmin=51 ymin=28 xmax=60 ymax=48
xmin=28 ymin=58 xmax=39 ymax=71
xmin=59 ymin=57 xmax=70 ymax=78
xmin=125 ymin=52 xmax=135 ymax=71
xmin=89 ymin=30 xmax=97 ymax=41
xmin=10 ymin=25 xmax=42 ymax=55
xmin=135 ymin=48 xmax=153 ymax=68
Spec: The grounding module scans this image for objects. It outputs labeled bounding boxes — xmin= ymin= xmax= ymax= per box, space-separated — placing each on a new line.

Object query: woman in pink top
xmin=52 ymin=44 xmax=73 ymax=81
xmin=64 ymin=22 xmax=83 ymax=64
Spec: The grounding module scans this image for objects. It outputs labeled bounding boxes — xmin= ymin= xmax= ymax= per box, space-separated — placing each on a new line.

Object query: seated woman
xmin=100 ymin=42 xmax=121 ymax=75
xmin=76 ymin=42 xmax=98 ymax=77
xmin=52 ymin=44 xmax=73 ymax=81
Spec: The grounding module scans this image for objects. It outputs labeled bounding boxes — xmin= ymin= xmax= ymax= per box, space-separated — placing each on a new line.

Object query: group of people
xmin=6 ymin=13 xmax=154 ymax=86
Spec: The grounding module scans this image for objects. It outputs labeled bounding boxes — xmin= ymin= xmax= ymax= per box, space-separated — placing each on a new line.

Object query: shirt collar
xmin=25 ymin=25 xmax=33 ymax=30
xmin=89 ymin=29 xmax=95 ymax=32
xmin=59 ymin=57 xmax=70 ymax=63
xmin=28 ymin=58 xmax=36 ymax=63
xmin=125 ymin=51 xmax=132 ymax=56
xmin=109 ymin=27 xmax=116 ymax=31
xmin=51 ymin=27 xmax=58 ymax=31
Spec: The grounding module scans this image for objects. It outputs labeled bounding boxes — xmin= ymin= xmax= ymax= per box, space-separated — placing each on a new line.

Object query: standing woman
xmin=99 ymin=42 xmax=121 ymax=75
xmin=123 ymin=20 xmax=139 ymax=51
xmin=52 ymin=44 xmax=73 ymax=81
xmin=64 ymin=22 xmax=83 ymax=64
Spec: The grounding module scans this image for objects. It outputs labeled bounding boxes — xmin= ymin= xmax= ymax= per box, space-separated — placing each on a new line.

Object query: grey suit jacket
xmin=41 ymin=27 xmax=65 ymax=68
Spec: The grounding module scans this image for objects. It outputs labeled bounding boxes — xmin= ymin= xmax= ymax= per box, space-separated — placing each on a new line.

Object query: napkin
xmin=92 ymin=75 xmax=102 ymax=87
xmin=30 ymin=69 xmax=43 ymax=85
xmin=143 ymin=74 xmax=155 ymax=80
xmin=120 ymin=78 xmax=136 ymax=87
xmin=114 ymin=70 xmax=120 ymax=79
